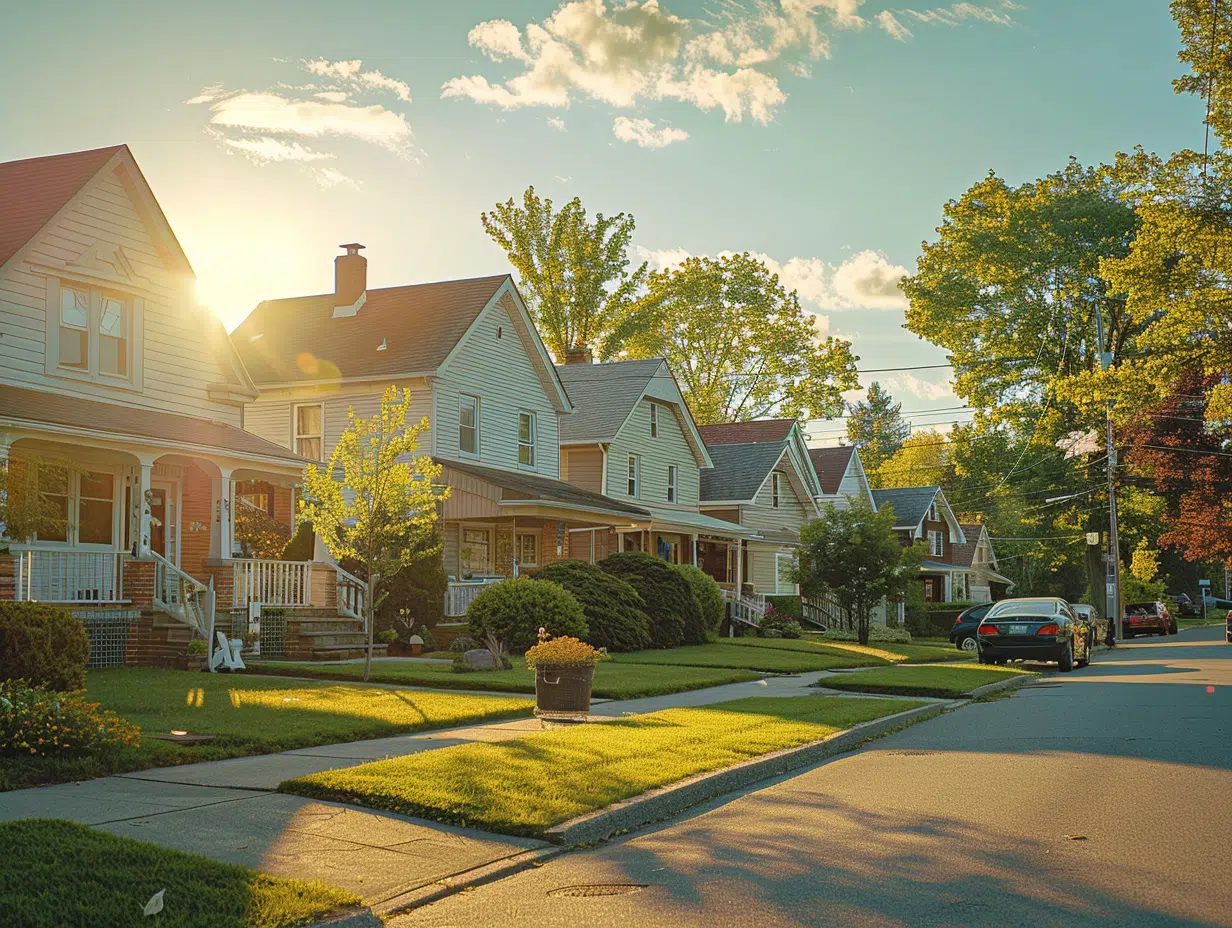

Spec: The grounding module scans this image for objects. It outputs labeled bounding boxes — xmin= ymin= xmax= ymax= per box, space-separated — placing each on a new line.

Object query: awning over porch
xmin=0 ymin=384 xmax=308 ymax=469
xmin=629 ymin=504 xmax=761 ymax=539
xmin=438 ymin=458 xmax=650 ymax=522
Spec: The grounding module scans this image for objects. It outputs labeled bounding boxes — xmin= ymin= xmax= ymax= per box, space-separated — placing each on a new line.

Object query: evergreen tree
xmin=846 ymin=382 xmax=910 ymax=479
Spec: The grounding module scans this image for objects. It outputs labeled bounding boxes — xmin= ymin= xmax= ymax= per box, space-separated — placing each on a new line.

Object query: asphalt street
xmin=391 ymin=625 xmax=1232 ymax=928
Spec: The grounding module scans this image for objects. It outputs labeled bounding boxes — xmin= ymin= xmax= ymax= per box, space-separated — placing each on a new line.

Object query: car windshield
xmin=986 ymin=599 xmax=1059 ymax=619
xmin=1126 ymin=602 xmax=1159 ymax=615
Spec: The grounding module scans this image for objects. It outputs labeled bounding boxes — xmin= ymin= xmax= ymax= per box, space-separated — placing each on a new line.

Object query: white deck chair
xmin=211 ymin=631 xmax=246 ymax=671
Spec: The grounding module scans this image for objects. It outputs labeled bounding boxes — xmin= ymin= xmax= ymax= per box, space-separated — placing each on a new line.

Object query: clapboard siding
xmin=0 ymin=167 xmax=243 ymax=424
xmin=606 ymin=397 xmax=699 ymax=506
xmin=742 ymin=468 xmax=810 ymax=533
xmin=562 ymin=446 xmax=604 ymax=493
xmin=434 ymin=296 xmax=561 ymax=478
xmin=243 ymin=402 xmax=292 ymax=450
xmin=746 ymin=543 xmax=797 ymax=594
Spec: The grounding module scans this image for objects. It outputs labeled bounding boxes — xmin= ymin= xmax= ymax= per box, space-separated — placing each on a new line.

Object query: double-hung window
xmin=293 ymin=404 xmax=324 ymax=460
xmin=772 ymin=473 xmax=782 ymax=508
xmin=518 ymin=411 xmax=536 ymax=468
xmin=49 ymin=281 xmax=138 ymax=384
xmin=929 ymin=530 xmax=944 ymax=557
xmin=99 ymin=296 xmax=128 ymax=376
xmin=59 ymin=287 xmax=89 ymax=370
xmin=516 ymin=532 xmax=539 ymax=568
xmin=34 ymin=464 xmax=114 ymax=546
xmin=667 ymin=465 xmax=678 ymax=503
xmin=627 ymin=454 xmax=640 ymax=497
xmin=459 ymin=395 xmax=479 ymax=456
xmin=649 ymin=402 xmax=658 ymax=438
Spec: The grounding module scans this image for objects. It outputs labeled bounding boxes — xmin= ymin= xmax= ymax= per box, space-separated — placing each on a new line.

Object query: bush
xmin=281 ymin=520 xmax=315 ymax=560
xmin=0 ymin=603 xmax=89 ymax=691
xmin=532 ymin=561 xmax=652 ymax=652
xmin=524 ymin=634 xmax=605 ymax=669
xmin=377 ymin=628 xmax=399 ymax=645
xmin=598 ymin=552 xmax=705 ymax=648
xmin=676 ymin=564 xmax=724 ymax=638
xmin=0 ymin=680 xmax=139 ymax=758
xmin=760 ymin=616 xmax=803 ymax=639
xmin=824 ymin=626 xmax=913 ymax=643
xmin=466 ymin=578 xmax=588 ymax=652
xmin=764 ymin=594 xmax=804 ymax=619
xmin=448 ymin=635 xmax=481 ymax=653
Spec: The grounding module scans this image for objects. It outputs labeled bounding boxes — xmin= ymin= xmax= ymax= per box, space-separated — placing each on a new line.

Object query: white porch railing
xmin=446 ymin=578 xmax=505 ymax=617
xmin=723 ymin=588 xmax=767 ymax=627
xmin=336 ymin=565 xmax=369 ymax=629
xmin=233 ymin=559 xmax=312 ymax=608
xmin=151 ymin=551 xmax=210 ymax=638
xmin=802 ymin=592 xmax=844 ymax=629
xmin=12 ymin=547 xmax=124 ymax=603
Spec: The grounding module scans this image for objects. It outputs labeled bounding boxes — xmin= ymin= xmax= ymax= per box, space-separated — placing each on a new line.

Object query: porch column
xmin=136 ymin=457 xmax=155 ymax=557
xmin=943 ymin=573 xmax=953 ymax=603
xmin=734 ymin=540 xmax=744 ymax=593
xmin=211 ymin=467 xmax=235 ymax=560
xmin=691 ymin=534 xmax=698 ymax=566
xmin=0 ymin=434 xmax=12 ymax=540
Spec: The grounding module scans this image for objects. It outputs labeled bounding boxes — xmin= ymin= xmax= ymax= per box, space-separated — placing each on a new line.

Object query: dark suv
xmin=949 ymin=602 xmax=993 ymax=654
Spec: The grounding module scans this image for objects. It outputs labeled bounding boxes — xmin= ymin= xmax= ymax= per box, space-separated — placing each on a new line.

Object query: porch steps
xmin=279 ymin=612 xmax=388 ymax=661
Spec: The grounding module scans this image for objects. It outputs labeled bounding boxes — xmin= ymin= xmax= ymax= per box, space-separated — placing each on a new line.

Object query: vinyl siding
xmin=561 ymin=446 xmax=604 ymax=493
xmin=433 ymin=295 xmax=561 ymax=478
xmin=0 ymin=169 xmax=242 ymax=424
xmin=742 ymin=468 xmax=809 ymax=533
xmin=746 ymin=542 xmax=797 ymax=595
xmin=606 ymin=398 xmax=699 ymax=506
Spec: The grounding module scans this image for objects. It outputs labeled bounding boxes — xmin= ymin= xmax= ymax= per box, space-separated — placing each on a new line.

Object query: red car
xmin=1123 ymin=601 xmax=1177 ymax=638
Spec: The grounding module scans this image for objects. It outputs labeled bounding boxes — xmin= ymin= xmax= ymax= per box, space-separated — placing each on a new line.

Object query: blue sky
xmin=0 ymin=1 xmax=1202 ymax=435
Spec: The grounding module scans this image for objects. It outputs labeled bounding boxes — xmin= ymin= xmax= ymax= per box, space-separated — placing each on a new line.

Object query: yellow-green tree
xmin=300 ymin=387 xmax=447 ymax=681
xmin=876 ymin=429 xmax=952 ymax=490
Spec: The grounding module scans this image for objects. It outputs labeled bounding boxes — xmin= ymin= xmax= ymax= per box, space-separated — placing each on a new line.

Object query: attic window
xmin=47 ymin=279 xmax=141 ymax=387
xmin=772 ymin=473 xmax=781 ymax=508
xmin=928 ymin=500 xmax=939 ymax=522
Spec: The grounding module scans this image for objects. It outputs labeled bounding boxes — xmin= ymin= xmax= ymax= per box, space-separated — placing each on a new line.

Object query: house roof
xmin=950 ymin=523 xmax=987 ymax=569
xmin=871 ymin=486 xmax=941 ymax=530
xmin=700 ymin=442 xmax=788 ymax=502
xmin=696 ymin=419 xmax=795 ymax=446
xmin=0 ymin=146 xmax=125 ymax=269
xmin=0 ymin=384 xmax=307 ymax=467
xmin=232 ymin=275 xmax=511 ymax=384
xmin=438 ymin=458 xmax=649 ymax=519
xmin=555 ymin=359 xmax=666 ymax=443
xmin=808 ymin=446 xmax=856 ymax=495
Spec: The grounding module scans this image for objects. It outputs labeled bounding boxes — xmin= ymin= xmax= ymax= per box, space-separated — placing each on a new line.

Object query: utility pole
xmin=1094 ymin=303 xmax=1123 ymax=641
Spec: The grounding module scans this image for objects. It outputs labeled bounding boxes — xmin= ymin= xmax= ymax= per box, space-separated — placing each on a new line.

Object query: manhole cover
xmin=548 ymin=884 xmax=648 ymax=898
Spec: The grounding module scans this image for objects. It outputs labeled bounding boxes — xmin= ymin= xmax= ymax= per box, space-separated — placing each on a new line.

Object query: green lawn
xmin=248 ymin=659 xmax=762 ymax=699
xmin=0 ymin=819 xmax=358 ymax=928
xmin=610 ymin=641 xmax=883 ymax=672
xmin=800 ymin=635 xmax=971 ymax=665
xmin=282 ymin=695 xmax=924 ymax=837
xmin=1178 ymin=608 xmax=1227 ymax=629
xmin=817 ymin=663 xmax=1032 ymax=698
xmin=0 ymin=669 xmax=531 ymax=791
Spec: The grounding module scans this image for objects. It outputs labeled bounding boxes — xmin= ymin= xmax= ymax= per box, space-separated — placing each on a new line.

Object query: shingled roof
xmin=0 ymin=145 xmax=125 ymax=269
xmin=439 ymin=458 xmax=649 ymax=519
xmin=555 ymin=359 xmax=666 ymax=443
xmin=700 ymin=442 xmax=787 ymax=502
xmin=871 ymin=486 xmax=941 ymax=531
xmin=808 ymin=446 xmax=856 ymax=495
xmin=696 ymin=419 xmax=795 ymax=446
xmin=232 ymin=275 xmax=511 ymax=385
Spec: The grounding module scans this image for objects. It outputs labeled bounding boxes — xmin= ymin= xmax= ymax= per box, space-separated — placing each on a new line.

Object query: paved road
xmin=392 ymin=626 xmax=1232 ymax=928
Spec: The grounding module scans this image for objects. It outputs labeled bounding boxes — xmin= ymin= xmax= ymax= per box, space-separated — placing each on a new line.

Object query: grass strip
xmin=282 ymin=695 xmax=924 ymax=837
xmin=609 ymin=642 xmax=882 ymax=672
xmin=0 ymin=819 xmax=358 ymax=928
xmin=801 ymin=636 xmax=972 ymax=665
xmin=1 ymin=668 xmax=531 ymax=792
xmin=816 ymin=663 xmax=1032 ymax=698
xmin=247 ymin=659 xmax=761 ymax=699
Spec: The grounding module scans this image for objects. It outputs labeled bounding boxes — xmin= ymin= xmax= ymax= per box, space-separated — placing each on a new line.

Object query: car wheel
xmin=1058 ymin=641 xmax=1074 ymax=673
xmin=960 ymin=636 xmax=979 ymax=654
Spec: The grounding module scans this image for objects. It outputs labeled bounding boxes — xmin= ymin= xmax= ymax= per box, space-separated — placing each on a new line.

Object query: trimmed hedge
xmin=676 ymin=564 xmax=724 ymax=638
xmin=0 ymin=602 xmax=88 ymax=691
xmin=466 ymin=578 xmax=587 ymax=652
xmin=764 ymin=594 xmax=803 ymax=619
xmin=599 ymin=552 xmax=705 ymax=648
xmin=532 ymin=561 xmax=652 ymax=652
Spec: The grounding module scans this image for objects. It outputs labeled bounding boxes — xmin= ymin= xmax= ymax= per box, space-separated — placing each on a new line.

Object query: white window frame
xmin=649 ymin=402 xmax=658 ymax=438
xmin=293 ymin=403 xmax=325 ymax=461
xmin=44 ymin=277 xmax=143 ymax=389
xmin=667 ymin=464 xmax=678 ymax=503
xmin=31 ymin=462 xmax=119 ymax=550
xmin=772 ymin=473 xmax=782 ymax=509
xmin=517 ymin=411 xmax=537 ymax=470
xmin=928 ymin=500 xmax=939 ymax=522
xmin=459 ymin=394 xmax=480 ymax=457
xmin=775 ymin=552 xmax=797 ymax=594
xmin=627 ymin=454 xmax=640 ymax=498
xmin=459 ymin=524 xmax=493 ymax=576
xmin=515 ymin=531 xmax=539 ymax=569
xmin=928 ymin=530 xmax=944 ymax=557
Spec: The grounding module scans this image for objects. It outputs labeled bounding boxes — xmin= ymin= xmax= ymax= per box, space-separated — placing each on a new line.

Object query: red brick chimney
xmin=334 ymin=243 xmax=366 ymax=313
xmin=564 ymin=345 xmax=593 ymax=364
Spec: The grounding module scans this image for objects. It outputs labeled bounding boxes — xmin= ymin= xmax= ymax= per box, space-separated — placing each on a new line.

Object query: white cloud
xmin=313 ymin=167 xmax=361 ymax=190
xmin=654 ymin=65 xmax=786 ymax=124
xmin=314 ymin=90 xmax=350 ymax=102
xmin=876 ymin=10 xmax=913 ymax=40
xmin=469 ymin=19 xmax=532 ymax=62
xmin=302 ymin=58 xmax=413 ymax=102
xmin=205 ymin=92 xmax=412 ymax=150
xmin=612 ymin=116 xmax=689 ymax=148
xmin=217 ymin=135 xmax=336 ymax=164
xmin=878 ymin=371 xmax=956 ymax=401
xmin=547 ymin=116 xmax=567 ymax=131
xmin=828 ymin=250 xmax=910 ymax=310
xmin=896 ymin=1 xmax=1019 ymax=27
xmin=184 ymin=85 xmax=226 ymax=105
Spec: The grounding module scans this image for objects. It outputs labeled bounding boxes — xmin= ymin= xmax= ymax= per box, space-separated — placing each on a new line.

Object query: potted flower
xmin=242 ymin=630 xmax=261 ymax=655
xmin=524 ymin=628 xmax=604 ymax=720
xmin=187 ymin=638 xmax=208 ymax=671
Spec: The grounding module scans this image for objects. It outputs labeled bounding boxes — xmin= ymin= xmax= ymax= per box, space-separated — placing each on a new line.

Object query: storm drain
xmin=548 ymin=884 xmax=649 ymax=898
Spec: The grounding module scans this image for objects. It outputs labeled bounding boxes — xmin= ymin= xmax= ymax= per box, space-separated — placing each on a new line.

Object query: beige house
xmin=0 ymin=146 xmax=328 ymax=666
xmin=807 ymin=445 xmax=876 ymax=511
xmin=232 ymin=248 xmax=651 ymax=618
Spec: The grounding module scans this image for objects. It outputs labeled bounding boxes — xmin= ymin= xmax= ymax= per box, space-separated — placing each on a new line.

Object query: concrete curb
xmin=965 ymin=672 xmax=1040 ymax=699
xmin=305 ymin=908 xmax=382 ymax=928
xmin=542 ymin=701 xmax=946 ymax=847
xmin=374 ymin=846 xmax=564 ymax=917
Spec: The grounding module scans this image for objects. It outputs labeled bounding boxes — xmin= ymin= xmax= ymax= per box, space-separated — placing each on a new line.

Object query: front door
xmin=149 ymin=482 xmax=178 ymax=565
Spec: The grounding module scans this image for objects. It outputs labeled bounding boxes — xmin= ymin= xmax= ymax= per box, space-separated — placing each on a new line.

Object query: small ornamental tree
xmin=797 ymin=501 xmax=919 ymax=645
xmin=300 ymin=387 xmax=446 ymax=682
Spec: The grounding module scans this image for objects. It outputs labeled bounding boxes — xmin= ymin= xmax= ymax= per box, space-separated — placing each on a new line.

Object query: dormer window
xmin=46 ymin=278 xmax=141 ymax=386
xmin=928 ymin=500 xmax=939 ymax=522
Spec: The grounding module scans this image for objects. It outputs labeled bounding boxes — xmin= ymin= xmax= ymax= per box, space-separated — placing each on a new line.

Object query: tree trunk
xmin=363 ymin=570 xmax=376 ymax=683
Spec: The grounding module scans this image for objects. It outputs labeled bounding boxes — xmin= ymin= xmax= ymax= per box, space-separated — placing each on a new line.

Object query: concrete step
xmin=297 ymin=631 xmax=372 ymax=648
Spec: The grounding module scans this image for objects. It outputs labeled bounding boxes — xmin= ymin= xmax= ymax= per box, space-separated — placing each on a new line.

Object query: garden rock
xmin=464 ymin=649 xmax=497 ymax=669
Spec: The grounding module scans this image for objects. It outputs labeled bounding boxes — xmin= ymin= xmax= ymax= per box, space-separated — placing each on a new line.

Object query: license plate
xmin=1009 ymin=624 xmax=1030 ymax=636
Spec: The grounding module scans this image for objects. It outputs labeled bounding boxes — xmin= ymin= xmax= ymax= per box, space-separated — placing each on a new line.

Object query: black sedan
xmin=977 ymin=597 xmax=1094 ymax=672
xmin=949 ymin=602 xmax=993 ymax=653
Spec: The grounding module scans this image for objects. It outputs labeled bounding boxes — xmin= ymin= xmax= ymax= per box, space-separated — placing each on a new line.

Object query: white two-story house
xmin=0 ymin=145 xmax=312 ymax=665
xmin=232 ymin=248 xmax=650 ymax=618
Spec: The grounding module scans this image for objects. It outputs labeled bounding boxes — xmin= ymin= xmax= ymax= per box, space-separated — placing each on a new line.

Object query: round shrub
xmin=0 ymin=680 xmax=139 ymax=758
xmin=598 ymin=552 xmax=705 ymax=648
xmin=676 ymin=564 xmax=724 ymax=638
xmin=466 ymin=578 xmax=587 ymax=652
xmin=532 ymin=561 xmax=652 ymax=652
xmin=0 ymin=603 xmax=89 ymax=691
xmin=448 ymin=635 xmax=481 ymax=653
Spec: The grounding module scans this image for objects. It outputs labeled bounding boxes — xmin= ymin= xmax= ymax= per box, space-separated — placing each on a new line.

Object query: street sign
xmin=1086 ymin=532 xmax=1101 ymax=545
xmin=1199 ymin=579 xmax=1211 ymax=588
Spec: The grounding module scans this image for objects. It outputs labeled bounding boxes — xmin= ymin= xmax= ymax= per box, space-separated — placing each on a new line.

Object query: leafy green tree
xmin=876 ymin=429 xmax=953 ymax=490
xmin=300 ymin=387 xmax=446 ymax=681
xmin=846 ymin=382 xmax=910 ymax=478
xmin=797 ymin=501 xmax=919 ymax=645
xmin=624 ymin=252 xmax=859 ymax=424
xmin=482 ymin=186 xmax=647 ymax=361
